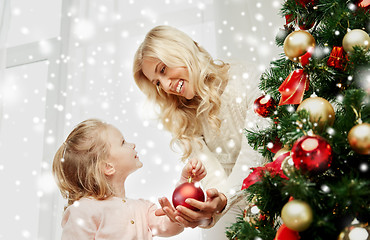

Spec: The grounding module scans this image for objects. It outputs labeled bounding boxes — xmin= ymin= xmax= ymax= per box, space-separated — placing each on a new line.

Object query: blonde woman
xmin=133 ymin=25 xmax=267 ymax=239
xmin=52 ymin=119 xmax=206 ymax=239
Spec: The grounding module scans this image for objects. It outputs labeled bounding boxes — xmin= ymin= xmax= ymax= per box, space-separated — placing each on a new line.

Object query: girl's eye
xmin=160 ymin=65 xmax=166 ymax=73
xmin=156 ymin=81 xmax=160 ymax=86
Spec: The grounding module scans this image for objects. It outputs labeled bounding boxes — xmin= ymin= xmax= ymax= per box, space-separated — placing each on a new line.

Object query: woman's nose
xmin=159 ymin=77 xmax=172 ymax=92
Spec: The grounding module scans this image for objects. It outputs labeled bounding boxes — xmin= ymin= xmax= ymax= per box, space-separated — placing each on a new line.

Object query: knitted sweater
xmin=191 ymin=63 xmax=269 ymax=227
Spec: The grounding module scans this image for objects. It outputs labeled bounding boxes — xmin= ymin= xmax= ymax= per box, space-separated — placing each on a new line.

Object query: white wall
xmin=0 ymin=0 xmax=285 ymax=239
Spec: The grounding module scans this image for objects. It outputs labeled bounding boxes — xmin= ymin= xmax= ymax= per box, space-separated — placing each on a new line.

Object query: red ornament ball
xmin=172 ymin=182 xmax=205 ymax=211
xmin=291 ymin=135 xmax=332 ymax=174
xmin=275 ymin=224 xmax=301 ymax=240
xmin=267 ymin=137 xmax=283 ymax=153
xmin=253 ymin=95 xmax=277 ymax=118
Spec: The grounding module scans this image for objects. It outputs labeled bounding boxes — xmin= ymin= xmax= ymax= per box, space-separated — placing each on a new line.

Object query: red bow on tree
xmin=241 ymin=156 xmax=289 ymax=190
xmin=278 ymin=69 xmax=309 ymax=106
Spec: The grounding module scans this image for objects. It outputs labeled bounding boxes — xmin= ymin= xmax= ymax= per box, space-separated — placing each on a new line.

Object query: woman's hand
xmin=155 ymin=188 xmax=227 ymax=228
xmin=180 ymin=158 xmax=207 ymax=184
xmin=174 ymin=188 xmax=227 ymax=228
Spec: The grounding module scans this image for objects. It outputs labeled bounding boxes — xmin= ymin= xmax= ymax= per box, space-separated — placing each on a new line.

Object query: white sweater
xmin=191 ymin=63 xmax=269 ymax=227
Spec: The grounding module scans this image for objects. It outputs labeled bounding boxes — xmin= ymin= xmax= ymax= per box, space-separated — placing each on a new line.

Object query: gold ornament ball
xmin=273 ymin=148 xmax=290 ymax=161
xmin=281 ymin=200 xmax=313 ymax=232
xmin=281 ymin=156 xmax=295 ymax=177
xmin=338 ymin=221 xmax=370 ymax=240
xmin=348 ymin=123 xmax=370 ymax=155
xmin=243 ymin=203 xmax=261 ymax=224
xmin=342 ymin=29 xmax=370 ymax=53
xmin=284 ymin=30 xmax=316 ymax=60
xmin=297 ymin=97 xmax=335 ymax=129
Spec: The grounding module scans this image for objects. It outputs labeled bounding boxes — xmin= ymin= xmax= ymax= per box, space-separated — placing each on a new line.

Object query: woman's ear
xmin=103 ymin=162 xmax=115 ymax=176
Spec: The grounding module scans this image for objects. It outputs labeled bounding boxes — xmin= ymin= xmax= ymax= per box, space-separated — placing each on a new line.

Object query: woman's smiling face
xmin=141 ymin=57 xmax=195 ymax=100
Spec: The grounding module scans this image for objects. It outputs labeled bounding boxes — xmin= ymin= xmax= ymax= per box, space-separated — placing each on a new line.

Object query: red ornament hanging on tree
xmin=267 ymin=137 xmax=283 ymax=153
xmin=253 ymin=95 xmax=277 ymax=118
xmin=291 ymin=135 xmax=333 ymax=174
xmin=274 ymin=224 xmax=301 ymax=240
xmin=327 ymin=46 xmax=347 ymax=71
xmin=172 ymin=177 xmax=205 ymax=211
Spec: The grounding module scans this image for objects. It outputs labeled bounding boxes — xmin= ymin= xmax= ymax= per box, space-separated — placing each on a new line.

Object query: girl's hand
xmin=155 ymin=197 xmax=182 ymax=224
xmin=180 ymin=158 xmax=206 ymax=183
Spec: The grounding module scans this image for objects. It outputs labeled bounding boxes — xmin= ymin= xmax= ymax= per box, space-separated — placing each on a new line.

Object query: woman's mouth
xmin=176 ymin=80 xmax=184 ymax=93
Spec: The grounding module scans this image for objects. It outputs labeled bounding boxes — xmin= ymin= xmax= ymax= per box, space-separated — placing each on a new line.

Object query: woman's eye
xmin=160 ymin=65 xmax=166 ymax=73
xmin=156 ymin=81 xmax=160 ymax=86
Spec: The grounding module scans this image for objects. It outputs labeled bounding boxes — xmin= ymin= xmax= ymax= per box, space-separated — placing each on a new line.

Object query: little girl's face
xmin=105 ymin=125 xmax=143 ymax=176
xmin=141 ymin=57 xmax=196 ymax=100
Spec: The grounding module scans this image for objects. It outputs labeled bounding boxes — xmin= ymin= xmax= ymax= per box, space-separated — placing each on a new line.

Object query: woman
xmin=133 ymin=25 xmax=267 ymax=239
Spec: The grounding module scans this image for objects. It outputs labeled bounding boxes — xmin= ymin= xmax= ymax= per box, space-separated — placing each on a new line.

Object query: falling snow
xmin=0 ymin=0 xmax=286 ymax=239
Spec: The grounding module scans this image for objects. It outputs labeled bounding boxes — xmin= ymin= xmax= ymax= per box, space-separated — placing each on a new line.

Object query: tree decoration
xmin=253 ymin=95 xmax=277 ymax=118
xmin=241 ymin=158 xmax=289 ymax=190
xmin=278 ymin=69 xmax=309 ymax=105
xmin=291 ymin=135 xmax=333 ymax=174
xmin=281 ymin=199 xmax=313 ymax=232
xmin=243 ymin=200 xmax=263 ymax=225
xmin=357 ymin=0 xmax=370 ymax=10
xmin=337 ymin=219 xmax=370 ymax=240
xmin=296 ymin=0 xmax=316 ymax=7
xmin=348 ymin=122 xmax=370 ymax=155
xmin=298 ymin=14 xmax=315 ymax=30
xmin=273 ymin=148 xmax=290 ymax=162
xmin=342 ymin=29 xmax=370 ymax=53
xmin=172 ymin=177 xmax=205 ymax=211
xmin=297 ymin=96 xmax=335 ymax=130
xmin=281 ymin=156 xmax=296 ymax=177
xmin=283 ymin=30 xmax=316 ymax=62
xmin=275 ymin=223 xmax=301 ymax=240
xmin=267 ymin=137 xmax=283 ymax=153
xmin=327 ymin=46 xmax=348 ymax=70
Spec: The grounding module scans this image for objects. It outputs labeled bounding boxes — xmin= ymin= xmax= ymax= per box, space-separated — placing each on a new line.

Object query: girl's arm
xmin=146 ymin=200 xmax=184 ymax=237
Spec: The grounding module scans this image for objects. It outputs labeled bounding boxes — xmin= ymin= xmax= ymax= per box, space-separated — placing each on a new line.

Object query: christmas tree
xmin=226 ymin=0 xmax=370 ymax=239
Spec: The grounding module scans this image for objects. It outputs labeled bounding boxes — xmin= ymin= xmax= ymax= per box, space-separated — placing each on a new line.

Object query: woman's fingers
xmin=174 ymin=216 xmax=200 ymax=228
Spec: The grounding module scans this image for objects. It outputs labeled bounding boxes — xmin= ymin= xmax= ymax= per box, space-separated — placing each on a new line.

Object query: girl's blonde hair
xmin=133 ymin=25 xmax=230 ymax=160
xmin=52 ymin=119 xmax=113 ymax=209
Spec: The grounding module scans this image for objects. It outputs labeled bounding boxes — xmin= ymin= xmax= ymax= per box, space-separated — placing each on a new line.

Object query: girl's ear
xmin=103 ymin=162 xmax=115 ymax=176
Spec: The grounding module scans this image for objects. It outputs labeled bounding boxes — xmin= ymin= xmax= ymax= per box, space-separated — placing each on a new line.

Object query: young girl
xmin=52 ymin=119 xmax=206 ymax=239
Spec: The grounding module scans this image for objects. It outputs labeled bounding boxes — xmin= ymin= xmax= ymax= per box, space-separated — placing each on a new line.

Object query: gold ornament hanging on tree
xmin=283 ymin=30 xmax=316 ymax=62
xmin=342 ymin=29 xmax=370 ymax=53
xmin=348 ymin=122 xmax=370 ymax=155
xmin=297 ymin=96 xmax=335 ymax=130
xmin=273 ymin=148 xmax=290 ymax=161
xmin=281 ymin=199 xmax=313 ymax=232
xmin=281 ymin=156 xmax=295 ymax=177
xmin=338 ymin=219 xmax=370 ymax=240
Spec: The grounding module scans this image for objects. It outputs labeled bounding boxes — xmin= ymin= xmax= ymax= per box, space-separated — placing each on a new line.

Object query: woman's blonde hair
xmin=133 ymin=25 xmax=230 ymax=160
xmin=52 ymin=119 xmax=113 ymax=209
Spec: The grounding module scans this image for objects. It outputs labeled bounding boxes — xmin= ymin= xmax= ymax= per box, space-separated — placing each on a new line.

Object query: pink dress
xmin=61 ymin=197 xmax=183 ymax=240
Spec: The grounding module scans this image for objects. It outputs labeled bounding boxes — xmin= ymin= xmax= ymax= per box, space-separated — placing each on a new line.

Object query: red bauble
xmin=253 ymin=95 xmax=277 ymax=118
xmin=291 ymin=135 xmax=332 ymax=174
xmin=274 ymin=224 xmax=301 ymax=240
xmin=267 ymin=137 xmax=283 ymax=153
xmin=172 ymin=182 xmax=205 ymax=211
